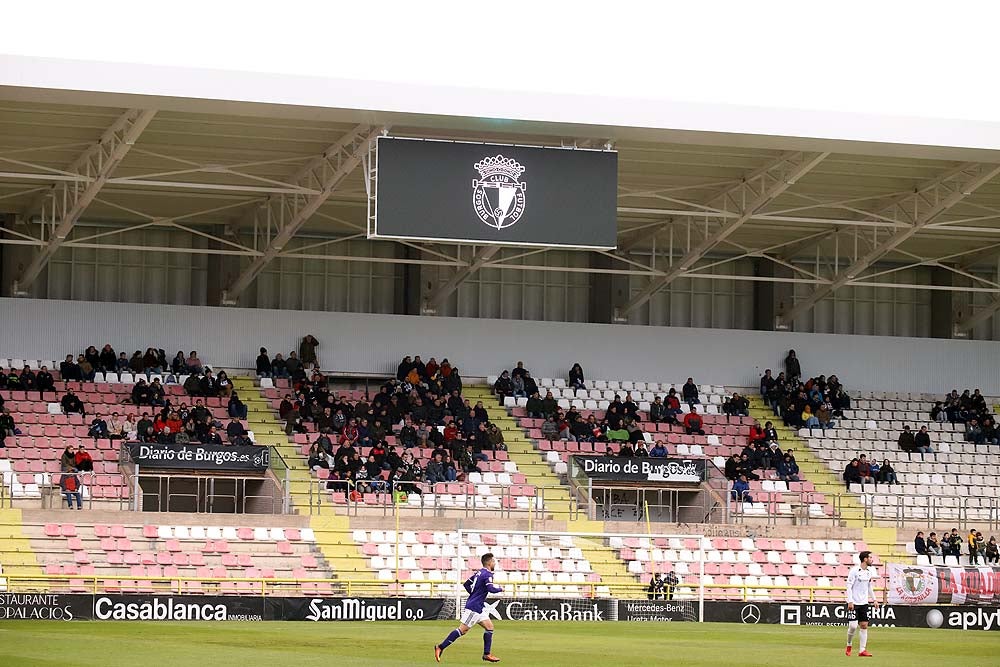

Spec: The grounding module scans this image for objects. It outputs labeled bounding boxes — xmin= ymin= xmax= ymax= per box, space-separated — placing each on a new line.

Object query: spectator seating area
xmin=799 ymin=392 xmax=1000 ymax=523
xmin=351 ymin=529 xmax=609 ymax=597
xmin=1 ymin=380 xmax=240 ymax=501
xmin=505 ymin=379 xmax=834 ymax=520
xmin=26 ymin=520 xmax=326 ymax=594
xmin=0 ymin=355 xmax=211 ymax=385
xmin=609 ymin=535 xmax=871 ymax=601
xmin=494 ymin=377 xmax=732 ymax=414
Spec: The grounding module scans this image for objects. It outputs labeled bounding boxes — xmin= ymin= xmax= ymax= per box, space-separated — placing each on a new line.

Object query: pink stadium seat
xmin=284 ymin=528 xmax=301 ymax=541
xmin=123 ymin=552 xmax=140 ymax=566
xmin=142 ymin=525 xmax=158 ymax=539
xmin=107 ymin=551 xmax=124 ymax=566
xmin=276 ymin=541 xmax=293 ymax=555
xmin=110 ymin=525 xmax=127 ymax=538
xmin=237 ymin=554 xmax=253 ymax=568
xmin=301 ymin=554 xmax=318 ymax=569
xmin=237 ymin=528 xmax=254 ymax=541
xmin=164 ymin=539 xmax=182 ymax=552
xmin=60 ymin=524 xmax=77 ymax=537
xmin=215 ymin=540 xmax=230 ymax=553
xmin=221 ymin=554 xmax=238 ymax=568
xmin=43 ymin=523 xmax=60 ymax=537
xmin=74 ymin=551 xmax=91 ymax=564
xmin=116 ymin=538 xmax=133 ymax=551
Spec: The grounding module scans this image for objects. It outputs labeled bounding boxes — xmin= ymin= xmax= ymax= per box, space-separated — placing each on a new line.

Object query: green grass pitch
xmin=0 ymin=620 xmax=997 ymax=666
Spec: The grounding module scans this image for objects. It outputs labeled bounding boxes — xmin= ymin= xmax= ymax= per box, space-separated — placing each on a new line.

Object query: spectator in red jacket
xmin=74 ymin=444 xmax=94 ymax=472
xmin=683 ymin=407 xmax=706 ymax=436
xmin=749 ymin=421 xmax=766 ymax=446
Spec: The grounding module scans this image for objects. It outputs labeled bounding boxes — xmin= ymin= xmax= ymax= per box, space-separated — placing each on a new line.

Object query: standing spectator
xmin=759 ymin=369 xmax=775 ymax=397
xmin=985 ymin=537 xmax=999 ymax=565
xmin=897 ymin=426 xmax=916 ymax=453
xmin=568 ymin=363 xmax=586 ymax=391
xmin=681 ymin=378 xmax=699 ymax=407
xmin=784 ymin=349 xmax=801 ymax=380
xmin=59 ymin=471 xmax=83 ymax=510
xmin=61 ymin=390 xmax=85 ymax=417
xmin=299 ymin=335 xmax=320 ymax=369
xmin=969 ymin=529 xmax=982 ymax=565
xmin=255 ymin=348 xmax=272 ymax=377
xmin=914 ymin=531 xmax=927 ymax=556
xmin=682 ymin=406 xmax=705 ymax=436
xmin=647 ymin=574 xmax=664 ymax=600
xmin=60 ymin=354 xmax=82 ymax=381
xmin=914 ymin=426 xmax=934 ymax=454
xmin=511 ymin=361 xmax=528 ymax=382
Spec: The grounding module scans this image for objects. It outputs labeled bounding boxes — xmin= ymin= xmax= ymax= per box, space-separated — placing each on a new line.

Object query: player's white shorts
xmin=460 ymin=608 xmax=488 ymax=627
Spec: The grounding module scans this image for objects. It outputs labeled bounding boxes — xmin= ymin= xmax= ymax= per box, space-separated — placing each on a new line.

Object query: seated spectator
xmin=802 ymin=405 xmax=819 ymax=428
xmin=914 ymin=531 xmax=927 ymax=556
xmin=487 ymin=423 xmax=506 ymax=452
xmin=425 ymin=452 xmax=449 ymax=484
xmin=986 ymin=536 xmax=999 ymax=565
xmin=107 ymin=412 xmax=126 ymax=440
xmin=142 ymin=347 xmax=162 ymax=374
xmin=60 ymin=445 xmax=77 ymax=472
xmin=228 ymin=392 xmax=248 ymax=420
xmin=99 ymin=344 xmax=117 ymax=372
xmin=748 ymin=421 xmax=766 ymax=446
xmin=84 ymin=345 xmax=101 ymax=371
xmin=897 ymin=425 xmax=916 ymax=453
xmin=183 ymin=373 xmax=202 ymax=397
xmin=762 ymin=421 xmax=779 ymax=443
xmin=74 ymin=444 xmax=94 ymax=472
xmin=526 ymin=392 xmax=545 ymax=419
xmin=723 ymin=392 xmax=749 ymax=417
xmin=307 ymin=442 xmax=329 ymax=470
xmin=815 ymin=403 xmax=835 ymax=429
xmin=60 ymin=354 xmax=82 ymax=382
xmin=681 ymin=378 xmax=699 ymax=407
xmin=843 ymin=458 xmax=863 ymax=488
xmin=216 ymin=371 xmax=233 ymax=398
xmin=618 ymin=442 xmax=635 ymax=457
xmin=633 ymin=442 xmax=649 ymax=457
xmin=568 ymin=363 xmax=586 ymax=391
xmin=930 ymin=401 xmax=947 ymax=423
xmin=877 ymin=459 xmax=897 ymax=485
xmin=0 ymin=408 xmax=17 ymax=446
xmin=77 ymin=354 xmax=96 ymax=382
xmin=664 ymin=390 xmax=682 ymax=424
xmin=87 ymin=415 xmax=110 ymax=440
xmin=186 ymin=351 xmax=203 ymax=373
xmin=721 ymin=453 xmax=739 ymax=480
xmin=148 ymin=378 xmax=166 ymax=407
xmin=200 ymin=371 xmax=218 ymax=398
xmin=286 ymin=351 xmax=303 ymax=378
xmin=493 ymin=371 xmax=513 ymax=399
xmin=914 ymin=426 xmax=934 ymax=454
xmin=510 ymin=372 xmax=526 ymax=399
xmin=649 ymin=396 xmax=668 ymax=424
xmin=126 ymin=351 xmax=144 ymax=375
xmin=132 ymin=378 xmax=151 ymax=405
xmin=59 ymin=471 xmax=83 ymax=510
xmin=255 ymin=348 xmax=272 ymax=377
xmin=541 ymin=416 xmax=561 ymax=441
xmin=35 ymin=366 xmax=55 ymax=395
xmin=511 ymin=360 xmax=528 ymax=382
xmin=945 ymin=528 xmax=963 ymax=558
xmin=775 ymin=454 xmax=800 ymax=482
xmin=540 ymin=391 xmax=558 ymax=418
xmin=226 ymin=417 xmax=247 ymax=442
xmin=682 ymin=406 xmax=705 ymax=436
xmin=731 ymin=475 xmax=754 ymax=505
xmin=649 ymin=441 xmax=667 ymax=457
xmin=857 ymin=454 xmax=874 ymax=484
xmin=926 ymin=532 xmax=942 ymax=559
xmin=268 ymin=353 xmax=287 ymax=378
xmin=61 ymin=390 xmax=85 ymax=417
xmin=202 ymin=426 xmax=224 ymax=446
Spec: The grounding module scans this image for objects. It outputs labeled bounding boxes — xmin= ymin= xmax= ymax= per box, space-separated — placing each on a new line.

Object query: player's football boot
xmin=482 ymin=654 xmax=501 ymax=663
xmin=858 ymin=651 xmax=873 ymax=657
xmin=845 ymin=646 xmax=852 ymax=656
xmin=434 ymin=645 xmax=443 ymax=662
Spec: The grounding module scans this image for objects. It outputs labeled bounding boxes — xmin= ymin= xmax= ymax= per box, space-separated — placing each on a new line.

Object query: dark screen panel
xmin=373 ymin=137 xmax=617 ymax=249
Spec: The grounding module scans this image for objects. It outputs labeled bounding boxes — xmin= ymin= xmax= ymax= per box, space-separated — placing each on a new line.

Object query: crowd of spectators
xmin=932 ymin=389 xmax=1000 ymax=445
xmin=843 ymin=455 xmax=898 ymax=488
xmin=759 ymin=350 xmax=850 ymax=430
xmin=897 ymin=425 xmax=934 ymax=454
xmin=293 ymin=354 xmax=503 ymax=498
xmin=914 ymin=528 xmax=999 ymax=565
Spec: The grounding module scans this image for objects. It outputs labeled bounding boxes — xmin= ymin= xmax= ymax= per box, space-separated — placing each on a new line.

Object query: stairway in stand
xmin=232 ymin=377 xmax=321 ymax=514
xmin=0 ymin=508 xmax=43 ymax=587
xmin=466 ymin=384 xmax=639 ymax=597
xmin=309 ymin=515 xmax=378 ymax=592
xmin=747 ymin=396 xmax=865 ymax=527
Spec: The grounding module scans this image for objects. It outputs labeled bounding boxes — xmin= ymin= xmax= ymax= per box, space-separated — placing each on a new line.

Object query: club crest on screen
xmin=472 ymin=155 xmax=526 ymax=230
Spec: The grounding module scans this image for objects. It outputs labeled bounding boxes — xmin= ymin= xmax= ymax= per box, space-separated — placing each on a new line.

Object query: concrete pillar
xmin=930 ymin=266 xmax=955 ymax=339
xmin=754 ymin=260 xmax=794 ymax=331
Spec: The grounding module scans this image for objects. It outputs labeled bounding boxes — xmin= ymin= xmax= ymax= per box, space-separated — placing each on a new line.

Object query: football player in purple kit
xmin=435 ymin=552 xmax=503 ymax=663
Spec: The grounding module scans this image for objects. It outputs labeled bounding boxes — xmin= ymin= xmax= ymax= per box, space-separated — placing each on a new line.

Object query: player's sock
xmin=846 ymin=621 xmax=857 ymax=647
xmin=439 ymin=629 xmax=462 ymax=651
xmin=858 ymin=629 xmax=867 ymax=653
xmin=483 ymin=630 xmax=494 ymax=655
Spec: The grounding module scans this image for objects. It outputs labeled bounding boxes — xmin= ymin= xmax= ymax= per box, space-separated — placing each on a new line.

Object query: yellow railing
xmin=1 ymin=574 xmax=884 ymax=602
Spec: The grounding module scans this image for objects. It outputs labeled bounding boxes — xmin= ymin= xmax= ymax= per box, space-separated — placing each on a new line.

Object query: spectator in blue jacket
xmin=731 ymin=475 xmax=754 ymax=504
